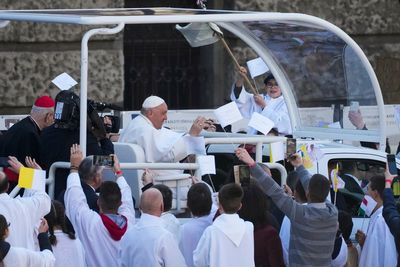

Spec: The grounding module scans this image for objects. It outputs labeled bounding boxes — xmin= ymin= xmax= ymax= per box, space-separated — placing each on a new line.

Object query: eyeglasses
xmin=266 ymin=83 xmax=279 ymax=88
xmin=7 ymin=222 xmax=10 ymax=227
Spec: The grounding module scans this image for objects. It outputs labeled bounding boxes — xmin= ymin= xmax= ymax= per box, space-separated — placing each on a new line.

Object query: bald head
xmin=140 ymin=188 xmax=164 ymax=216
xmin=0 ymin=171 xmax=9 ymax=193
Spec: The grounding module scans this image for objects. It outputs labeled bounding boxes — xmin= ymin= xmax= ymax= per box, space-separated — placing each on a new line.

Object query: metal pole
xmin=80 ymin=23 xmax=125 ymax=156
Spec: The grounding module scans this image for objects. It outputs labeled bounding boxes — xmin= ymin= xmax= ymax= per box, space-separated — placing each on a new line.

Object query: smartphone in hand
xmin=387 ymin=154 xmax=398 ymax=175
xmin=93 ymin=155 xmax=114 ymax=168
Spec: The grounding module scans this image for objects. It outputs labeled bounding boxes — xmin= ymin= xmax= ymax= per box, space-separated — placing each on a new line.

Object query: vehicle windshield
xmin=245 ymin=21 xmax=379 ymax=131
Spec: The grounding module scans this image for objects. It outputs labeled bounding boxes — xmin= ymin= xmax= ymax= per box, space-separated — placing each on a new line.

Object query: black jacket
xmin=40 ymin=124 xmax=114 ymax=198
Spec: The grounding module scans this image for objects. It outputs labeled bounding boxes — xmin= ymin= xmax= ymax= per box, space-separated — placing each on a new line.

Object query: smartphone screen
xmin=93 ymin=155 xmax=114 ymax=168
xmin=286 ymin=138 xmax=296 ymax=156
xmin=387 ymin=154 xmax=398 ymax=175
xmin=234 ymin=165 xmax=250 ymax=186
xmin=350 ymin=101 xmax=359 ymax=112
xmin=0 ymin=157 xmax=10 ymax=167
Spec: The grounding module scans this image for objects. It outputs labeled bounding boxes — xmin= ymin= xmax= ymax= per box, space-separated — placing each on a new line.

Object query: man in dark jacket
xmin=0 ymin=96 xmax=55 ymax=187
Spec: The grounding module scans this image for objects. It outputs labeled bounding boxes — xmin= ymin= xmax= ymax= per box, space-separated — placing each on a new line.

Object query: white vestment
xmin=2 ymin=247 xmax=55 ymax=267
xmin=0 ymin=190 xmax=50 ymax=250
xmin=358 ymin=206 xmax=398 ymax=267
xmin=65 ymin=173 xmax=135 ymax=267
xmin=118 ymin=213 xmax=187 ymax=267
xmin=52 ymin=230 xmax=86 ymax=267
xmin=193 ymin=213 xmax=255 ymax=267
xmin=161 ymin=212 xmax=181 ymax=242
xmin=119 ymin=114 xmax=188 ymax=175
xmin=230 ymin=86 xmax=292 ymax=135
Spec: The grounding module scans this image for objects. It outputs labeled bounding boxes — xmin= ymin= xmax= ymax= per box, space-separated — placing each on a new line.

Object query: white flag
xmin=246 ymin=57 xmax=269 ymax=78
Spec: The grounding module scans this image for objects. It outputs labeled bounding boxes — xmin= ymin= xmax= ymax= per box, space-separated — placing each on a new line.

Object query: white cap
xmin=142 ymin=96 xmax=165 ymax=109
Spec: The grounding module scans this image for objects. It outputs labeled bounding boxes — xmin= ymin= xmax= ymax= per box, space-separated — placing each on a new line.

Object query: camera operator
xmin=39 ymin=90 xmax=114 ymax=199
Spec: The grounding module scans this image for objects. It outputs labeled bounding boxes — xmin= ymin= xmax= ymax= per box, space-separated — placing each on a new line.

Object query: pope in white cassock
xmin=119 ymin=95 xmax=206 ymax=176
xmin=230 ymin=66 xmax=292 ymax=136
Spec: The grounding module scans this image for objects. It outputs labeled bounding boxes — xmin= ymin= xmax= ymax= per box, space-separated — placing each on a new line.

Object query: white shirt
xmin=119 ymin=115 xmax=188 ymax=176
xmin=52 ymin=230 xmax=86 ymax=267
xmin=358 ymin=206 xmax=398 ymax=267
xmin=179 ymin=214 xmax=214 ymax=267
xmin=118 ymin=213 xmax=187 ymax=267
xmin=161 ymin=212 xmax=181 ymax=241
xmin=230 ymin=86 xmax=292 ymax=135
xmin=193 ymin=213 xmax=255 ymax=267
xmin=0 ymin=190 xmax=50 ymax=250
xmin=65 ymin=172 xmax=135 ymax=267
xmin=3 ymin=247 xmax=55 ymax=267
xmin=331 ymin=237 xmax=347 ymax=267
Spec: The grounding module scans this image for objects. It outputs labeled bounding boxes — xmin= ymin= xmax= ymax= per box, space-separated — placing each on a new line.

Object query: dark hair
xmin=152 ymin=184 xmax=173 ymax=212
xmin=308 ymin=174 xmax=330 ymax=202
xmin=98 ymin=181 xmax=122 ymax=212
xmin=45 ymin=200 xmax=75 ymax=245
xmin=263 ymin=73 xmax=275 ymax=85
xmin=218 ymin=183 xmax=243 ymax=214
xmin=339 ymin=161 xmax=356 ymax=174
xmin=238 ymin=183 xmax=269 ymax=229
xmin=187 ymin=183 xmax=212 ymax=217
xmin=0 ymin=174 xmax=8 ymax=194
xmin=338 ymin=210 xmax=353 ymax=243
xmin=295 ymin=180 xmax=307 ymax=203
xmin=369 ymin=175 xmax=385 ymax=199
xmin=0 ymin=214 xmax=9 ymax=241
xmin=78 ymin=157 xmax=102 ymax=182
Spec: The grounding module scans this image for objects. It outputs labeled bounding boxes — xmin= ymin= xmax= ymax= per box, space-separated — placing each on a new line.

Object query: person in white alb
xmin=179 ymin=182 xmax=217 ymax=267
xmin=64 ymin=144 xmax=135 ymax=267
xmin=118 ymin=188 xmax=186 ymax=267
xmin=193 ymin=183 xmax=255 ymax=267
xmin=118 ymin=95 xmax=207 ymax=176
xmin=0 ymin=215 xmax=55 ymax=267
xmin=355 ymin=175 xmax=397 ymax=267
xmin=230 ymin=66 xmax=292 ymax=135
xmin=0 ymin=156 xmax=51 ymax=250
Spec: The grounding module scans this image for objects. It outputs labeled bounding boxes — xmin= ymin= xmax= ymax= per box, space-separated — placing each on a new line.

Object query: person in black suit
xmin=0 ymin=96 xmax=55 ymax=188
xmin=40 ymin=90 xmax=113 ymax=199
xmin=57 ymin=156 xmax=102 ymax=212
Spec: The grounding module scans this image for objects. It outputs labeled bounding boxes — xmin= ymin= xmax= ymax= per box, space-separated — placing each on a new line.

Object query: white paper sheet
xmin=248 ymin=112 xmax=275 ymax=135
xmin=52 ymin=72 xmax=78 ymax=91
xmin=197 ymin=155 xmax=216 ymax=176
xmin=270 ymin=142 xmax=285 ymax=163
xmin=246 ymin=57 xmax=270 ymax=78
xmin=213 ymin=102 xmax=243 ymax=128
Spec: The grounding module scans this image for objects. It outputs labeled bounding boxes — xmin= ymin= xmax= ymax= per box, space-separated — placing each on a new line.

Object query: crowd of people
xmin=0 ymin=66 xmax=398 ymax=267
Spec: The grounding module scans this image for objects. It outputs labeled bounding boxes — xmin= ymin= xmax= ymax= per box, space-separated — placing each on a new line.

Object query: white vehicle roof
xmin=0 ymin=8 xmax=385 ymax=154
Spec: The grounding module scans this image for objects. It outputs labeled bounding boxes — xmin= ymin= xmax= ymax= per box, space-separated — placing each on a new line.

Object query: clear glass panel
xmin=244 ymin=21 xmax=379 ymax=130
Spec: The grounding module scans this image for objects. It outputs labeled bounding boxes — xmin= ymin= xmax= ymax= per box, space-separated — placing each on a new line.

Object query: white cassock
xmin=65 ymin=173 xmax=135 ymax=267
xmin=119 ymin=114 xmax=188 ymax=176
xmin=179 ymin=205 xmax=218 ymax=267
xmin=161 ymin=212 xmax=181 ymax=242
xmin=193 ymin=213 xmax=255 ymax=267
xmin=358 ymin=206 xmax=398 ymax=267
xmin=0 ymin=190 xmax=50 ymax=250
xmin=51 ymin=230 xmax=86 ymax=267
xmin=3 ymin=247 xmax=55 ymax=267
xmin=230 ymin=86 xmax=292 ymax=135
xmin=118 ymin=213 xmax=186 ymax=267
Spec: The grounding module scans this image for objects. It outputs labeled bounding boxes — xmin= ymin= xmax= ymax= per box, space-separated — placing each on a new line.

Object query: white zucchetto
xmin=142 ymin=95 xmax=165 ymax=109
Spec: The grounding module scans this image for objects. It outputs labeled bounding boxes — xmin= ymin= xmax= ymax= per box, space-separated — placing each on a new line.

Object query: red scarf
xmin=99 ymin=213 xmax=128 ymax=241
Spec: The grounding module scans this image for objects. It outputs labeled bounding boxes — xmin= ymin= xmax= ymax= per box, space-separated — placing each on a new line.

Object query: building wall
xmin=0 ymin=0 xmax=124 ymax=114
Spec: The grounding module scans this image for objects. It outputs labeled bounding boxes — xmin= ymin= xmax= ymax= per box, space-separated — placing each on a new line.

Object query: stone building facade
xmin=0 ymin=0 xmax=399 ymax=113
